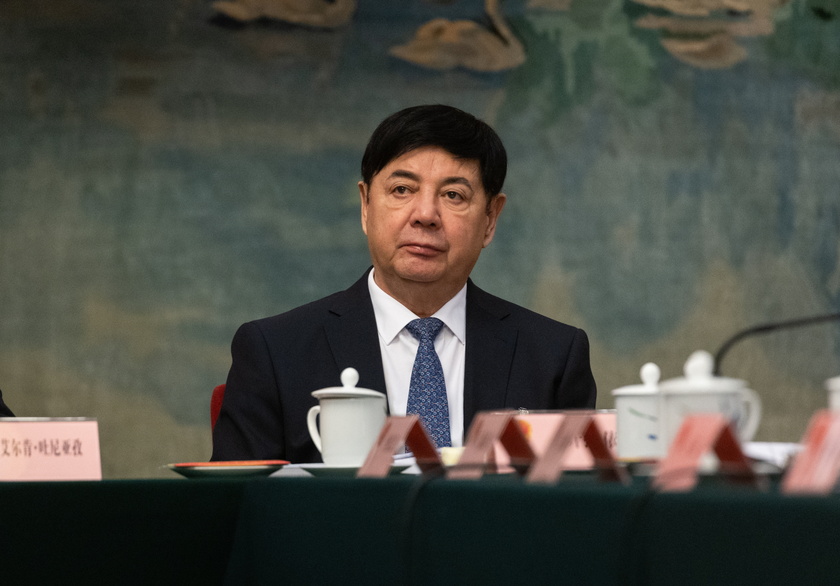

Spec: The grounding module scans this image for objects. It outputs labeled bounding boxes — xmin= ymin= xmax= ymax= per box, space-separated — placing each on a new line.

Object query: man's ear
xmin=483 ymin=193 xmax=507 ymax=247
xmin=359 ymin=181 xmax=369 ymax=235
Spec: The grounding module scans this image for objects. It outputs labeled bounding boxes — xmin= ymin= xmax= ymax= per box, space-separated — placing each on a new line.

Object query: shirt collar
xmin=368 ymin=269 xmax=467 ymax=345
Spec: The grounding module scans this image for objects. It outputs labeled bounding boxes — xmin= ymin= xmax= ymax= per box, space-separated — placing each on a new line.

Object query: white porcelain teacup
xmin=306 ymin=368 xmax=387 ymax=467
xmin=826 ymin=375 xmax=840 ymax=410
xmin=612 ymin=362 xmax=664 ymax=460
xmin=658 ymin=350 xmax=762 ymax=451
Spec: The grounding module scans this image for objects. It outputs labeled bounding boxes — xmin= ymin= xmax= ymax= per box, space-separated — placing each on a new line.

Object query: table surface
xmin=2 ymin=472 xmax=840 ymax=585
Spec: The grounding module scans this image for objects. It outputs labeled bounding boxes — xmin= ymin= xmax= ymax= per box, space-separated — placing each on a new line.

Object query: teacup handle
xmin=306 ymin=405 xmax=322 ymax=453
xmin=738 ymin=387 xmax=763 ymax=442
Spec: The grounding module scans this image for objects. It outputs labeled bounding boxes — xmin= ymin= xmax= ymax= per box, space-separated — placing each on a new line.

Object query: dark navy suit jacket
xmin=211 ymin=270 xmax=596 ymax=463
xmin=0 ymin=388 xmax=14 ymax=417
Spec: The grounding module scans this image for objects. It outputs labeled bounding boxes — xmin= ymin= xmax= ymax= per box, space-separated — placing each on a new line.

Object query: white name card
xmin=0 ymin=418 xmax=102 ymax=481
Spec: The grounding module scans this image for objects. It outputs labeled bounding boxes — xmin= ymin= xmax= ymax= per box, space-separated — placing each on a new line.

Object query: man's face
xmin=359 ymin=146 xmax=506 ymax=305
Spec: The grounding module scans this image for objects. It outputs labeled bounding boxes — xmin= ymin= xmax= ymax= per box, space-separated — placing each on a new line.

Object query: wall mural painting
xmin=389 ymin=0 xmax=526 ymax=72
xmin=1 ymin=0 xmax=838 ymax=477
xmin=211 ymin=0 xmax=358 ymax=28
xmin=633 ymin=0 xmax=788 ymax=68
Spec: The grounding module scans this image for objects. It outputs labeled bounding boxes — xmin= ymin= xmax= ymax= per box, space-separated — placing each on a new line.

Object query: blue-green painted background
xmin=1 ymin=0 xmax=839 ymax=477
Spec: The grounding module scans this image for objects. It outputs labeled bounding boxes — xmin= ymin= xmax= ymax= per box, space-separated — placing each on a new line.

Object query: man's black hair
xmin=361 ymin=104 xmax=507 ymax=199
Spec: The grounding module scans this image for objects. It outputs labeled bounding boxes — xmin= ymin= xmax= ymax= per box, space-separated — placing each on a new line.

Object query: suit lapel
xmin=463 ymin=281 xmax=518 ymax=431
xmin=323 ymin=270 xmax=388 ymax=395
xmin=324 ymin=273 xmax=518 ymax=429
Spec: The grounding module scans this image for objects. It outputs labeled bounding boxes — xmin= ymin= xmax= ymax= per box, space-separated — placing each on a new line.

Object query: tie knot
xmin=406 ymin=317 xmax=444 ymax=343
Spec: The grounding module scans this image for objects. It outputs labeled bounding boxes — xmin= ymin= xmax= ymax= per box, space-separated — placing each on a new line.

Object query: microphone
xmin=713 ymin=312 xmax=840 ymax=376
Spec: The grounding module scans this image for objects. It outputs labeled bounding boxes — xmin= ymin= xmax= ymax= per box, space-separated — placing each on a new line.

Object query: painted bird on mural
xmin=211 ymin=0 xmax=357 ymax=28
xmin=389 ymin=0 xmax=526 ymax=72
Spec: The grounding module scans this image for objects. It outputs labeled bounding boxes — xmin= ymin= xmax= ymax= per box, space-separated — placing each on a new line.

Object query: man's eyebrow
xmin=386 ymin=170 xmax=473 ymax=189
xmin=441 ymin=176 xmax=473 ymax=188
xmin=386 ymin=170 xmax=420 ymax=181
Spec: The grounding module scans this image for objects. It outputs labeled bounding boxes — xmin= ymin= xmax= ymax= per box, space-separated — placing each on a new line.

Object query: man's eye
xmin=444 ymin=191 xmax=464 ymax=200
xmin=393 ymin=186 xmax=410 ymax=194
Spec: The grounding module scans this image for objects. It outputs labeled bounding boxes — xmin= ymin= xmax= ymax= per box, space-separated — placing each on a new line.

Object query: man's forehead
xmin=374 ymin=146 xmax=481 ymax=181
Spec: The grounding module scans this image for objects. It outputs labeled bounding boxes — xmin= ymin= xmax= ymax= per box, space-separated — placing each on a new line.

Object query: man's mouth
xmin=401 ymin=243 xmax=444 ymax=256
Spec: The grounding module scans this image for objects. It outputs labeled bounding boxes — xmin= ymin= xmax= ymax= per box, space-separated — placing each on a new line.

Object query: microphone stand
xmin=713 ymin=312 xmax=840 ymax=376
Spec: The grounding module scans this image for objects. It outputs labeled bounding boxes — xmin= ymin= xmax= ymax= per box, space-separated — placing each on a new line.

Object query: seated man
xmin=212 ymin=104 xmax=596 ymax=463
xmin=0 ymin=388 xmax=14 ymax=417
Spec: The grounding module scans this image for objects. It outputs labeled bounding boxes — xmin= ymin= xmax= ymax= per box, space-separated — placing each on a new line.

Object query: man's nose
xmin=410 ymin=189 xmax=441 ymax=227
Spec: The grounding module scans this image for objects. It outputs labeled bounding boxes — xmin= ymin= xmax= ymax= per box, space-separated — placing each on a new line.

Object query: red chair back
xmin=210 ymin=384 xmax=226 ymax=429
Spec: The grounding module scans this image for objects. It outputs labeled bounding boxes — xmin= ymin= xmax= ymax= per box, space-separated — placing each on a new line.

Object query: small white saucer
xmin=273 ymin=463 xmax=412 ymax=478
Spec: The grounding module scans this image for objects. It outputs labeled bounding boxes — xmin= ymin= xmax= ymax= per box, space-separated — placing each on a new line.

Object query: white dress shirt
xmin=368 ymin=269 xmax=466 ymax=447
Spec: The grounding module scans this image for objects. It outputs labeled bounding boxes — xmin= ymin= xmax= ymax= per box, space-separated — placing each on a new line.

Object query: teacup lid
xmin=611 ymin=362 xmax=661 ymax=396
xmin=825 ymin=375 xmax=840 ymax=393
xmin=658 ymin=350 xmax=746 ymax=393
xmin=311 ymin=367 xmax=386 ymax=400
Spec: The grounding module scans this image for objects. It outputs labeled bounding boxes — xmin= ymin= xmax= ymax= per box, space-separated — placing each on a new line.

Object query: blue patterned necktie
xmin=405 ymin=317 xmax=452 ymax=448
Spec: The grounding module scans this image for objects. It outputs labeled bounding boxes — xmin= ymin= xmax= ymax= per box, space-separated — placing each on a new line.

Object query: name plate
xmin=0 ymin=418 xmax=102 ymax=481
xmin=492 ymin=411 xmax=617 ymax=472
xmin=526 ymin=413 xmax=627 ymax=484
xmin=447 ymin=412 xmax=535 ymax=480
xmin=357 ymin=415 xmax=443 ymax=478
xmin=653 ymin=414 xmax=757 ymax=492
xmin=782 ymin=410 xmax=840 ymax=495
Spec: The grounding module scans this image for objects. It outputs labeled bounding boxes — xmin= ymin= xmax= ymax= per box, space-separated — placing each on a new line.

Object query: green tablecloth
xmin=2 ymin=474 xmax=840 ymax=585
xmin=633 ymin=488 xmax=840 ymax=585
xmin=0 ymin=478 xmax=246 ymax=585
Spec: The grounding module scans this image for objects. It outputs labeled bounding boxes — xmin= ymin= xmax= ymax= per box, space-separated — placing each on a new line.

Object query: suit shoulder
xmin=468 ymin=284 xmax=584 ymax=337
xmin=238 ymin=272 xmax=370 ymax=337
xmin=253 ymin=291 xmax=343 ymax=327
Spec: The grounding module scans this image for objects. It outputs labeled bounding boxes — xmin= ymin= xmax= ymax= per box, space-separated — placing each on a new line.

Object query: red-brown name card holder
xmin=782 ymin=410 xmax=840 ymax=495
xmin=0 ymin=417 xmax=102 ymax=481
xmin=447 ymin=412 xmax=535 ymax=480
xmin=653 ymin=413 xmax=759 ymax=492
xmin=526 ymin=413 xmax=628 ymax=485
xmin=357 ymin=415 xmax=443 ymax=478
